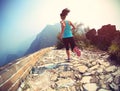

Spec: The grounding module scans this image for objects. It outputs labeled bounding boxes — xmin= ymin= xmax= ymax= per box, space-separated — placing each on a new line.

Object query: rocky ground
xmin=17 ymin=47 xmax=120 ymax=91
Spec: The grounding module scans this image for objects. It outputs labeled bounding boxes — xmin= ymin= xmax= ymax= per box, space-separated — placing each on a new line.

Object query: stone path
xmin=18 ymin=47 xmax=120 ymax=91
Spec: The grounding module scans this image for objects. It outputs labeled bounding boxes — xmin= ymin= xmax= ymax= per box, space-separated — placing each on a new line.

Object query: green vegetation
xmin=108 ymin=33 xmax=120 ymax=61
xmin=56 ymin=33 xmax=64 ymax=49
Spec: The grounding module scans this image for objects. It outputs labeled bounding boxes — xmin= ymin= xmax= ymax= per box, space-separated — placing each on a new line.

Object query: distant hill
xmin=0 ymin=23 xmax=60 ymax=67
xmin=25 ymin=23 xmax=60 ymax=55
xmin=0 ymin=36 xmax=36 ymax=67
xmin=5 ymin=54 xmax=19 ymax=64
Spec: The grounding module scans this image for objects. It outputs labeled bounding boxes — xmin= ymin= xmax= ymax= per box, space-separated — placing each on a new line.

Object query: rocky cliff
xmin=18 ymin=47 xmax=120 ymax=91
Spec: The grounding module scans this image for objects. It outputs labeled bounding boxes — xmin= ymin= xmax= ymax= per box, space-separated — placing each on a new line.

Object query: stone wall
xmin=0 ymin=47 xmax=52 ymax=91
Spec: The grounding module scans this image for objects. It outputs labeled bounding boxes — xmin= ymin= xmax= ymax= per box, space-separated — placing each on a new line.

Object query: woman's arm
xmin=59 ymin=21 xmax=65 ymax=39
xmin=69 ymin=21 xmax=75 ymax=31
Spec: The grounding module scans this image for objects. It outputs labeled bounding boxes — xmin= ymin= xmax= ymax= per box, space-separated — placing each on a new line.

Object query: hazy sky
xmin=0 ymin=0 xmax=120 ymax=56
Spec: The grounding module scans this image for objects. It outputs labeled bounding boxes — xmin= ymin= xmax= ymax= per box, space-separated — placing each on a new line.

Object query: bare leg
xmin=66 ymin=50 xmax=70 ymax=60
xmin=73 ymin=46 xmax=81 ymax=57
xmin=73 ymin=47 xmax=76 ymax=53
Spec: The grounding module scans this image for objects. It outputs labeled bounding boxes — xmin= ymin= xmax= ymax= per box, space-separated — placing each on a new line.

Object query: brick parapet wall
xmin=0 ymin=47 xmax=52 ymax=91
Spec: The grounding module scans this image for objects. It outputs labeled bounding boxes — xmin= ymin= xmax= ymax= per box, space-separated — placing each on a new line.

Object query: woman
xmin=59 ymin=8 xmax=81 ymax=61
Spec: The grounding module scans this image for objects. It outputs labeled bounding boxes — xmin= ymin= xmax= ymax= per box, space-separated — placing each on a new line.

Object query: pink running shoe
xmin=74 ymin=47 xmax=81 ymax=57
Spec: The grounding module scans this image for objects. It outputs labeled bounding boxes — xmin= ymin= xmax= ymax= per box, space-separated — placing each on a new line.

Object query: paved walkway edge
xmin=0 ymin=47 xmax=52 ymax=91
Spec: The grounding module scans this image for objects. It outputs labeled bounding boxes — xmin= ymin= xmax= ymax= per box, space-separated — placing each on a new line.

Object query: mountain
xmin=0 ymin=35 xmax=36 ymax=66
xmin=25 ymin=23 xmax=60 ymax=55
xmin=0 ymin=23 xmax=60 ymax=67
xmin=5 ymin=54 xmax=19 ymax=64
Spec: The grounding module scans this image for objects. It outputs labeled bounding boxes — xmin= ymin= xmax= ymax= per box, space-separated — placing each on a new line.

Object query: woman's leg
xmin=66 ymin=50 xmax=70 ymax=60
xmin=73 ymin=46 xmax=81 ymax=57
xmin=69 ymin=37 xmax=81 ymax=57
xmin=69 ymin=37 xmax=76 ymax=52
xmin=63 ymin=38 xmax=70 ymax=60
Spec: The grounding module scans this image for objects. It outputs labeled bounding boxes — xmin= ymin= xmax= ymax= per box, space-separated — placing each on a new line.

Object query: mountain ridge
xmin=25 ymin=23 xmax=60 ymax=55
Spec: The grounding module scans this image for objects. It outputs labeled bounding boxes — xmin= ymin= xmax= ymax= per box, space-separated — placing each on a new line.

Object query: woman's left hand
xmin=58 ymin=34 xmax=62 ymax=40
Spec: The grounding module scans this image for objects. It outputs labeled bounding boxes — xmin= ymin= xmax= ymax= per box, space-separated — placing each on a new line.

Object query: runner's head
xmin=60 ymin=8 xmax=70 ymax=20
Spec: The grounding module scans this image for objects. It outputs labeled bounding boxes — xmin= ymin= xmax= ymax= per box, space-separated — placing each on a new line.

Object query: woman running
xmin=59 ymin=8 xmax=81 ymax=61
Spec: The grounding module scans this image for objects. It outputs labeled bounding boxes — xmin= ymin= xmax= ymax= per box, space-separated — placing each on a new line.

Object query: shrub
xmin=55 ymin=32 xmax=64 ymax=49
xmin=108 ymin=32 xmax=120 ymax=61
